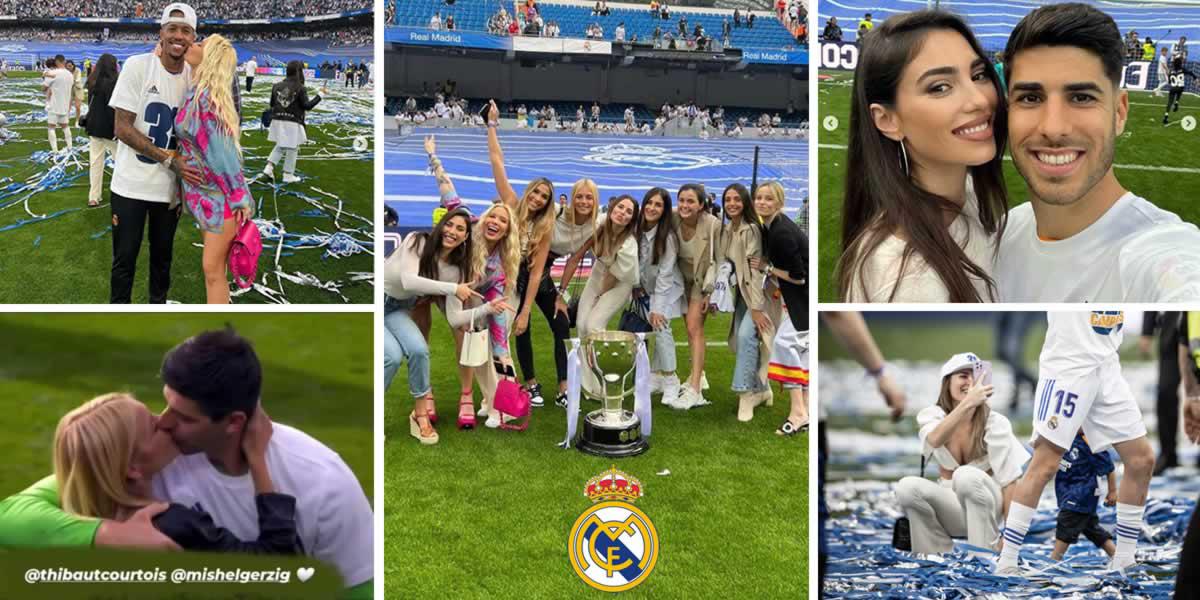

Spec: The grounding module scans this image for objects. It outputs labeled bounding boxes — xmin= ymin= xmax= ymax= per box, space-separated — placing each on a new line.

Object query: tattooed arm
xmin=114 ymin=107 xmax=203 ymax=186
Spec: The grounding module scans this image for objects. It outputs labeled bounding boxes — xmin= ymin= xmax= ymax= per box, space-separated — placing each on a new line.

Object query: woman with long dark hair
xmin=383 ymin=202 xmax=515 ymax=442
xmin=673 ymin=183 xmax=723 ymax=408
xmin=576 ymin=195 xmax=641 ymax=396
xmin=894 ymin=354 xmax=1027 ymax=554
xmin=85 ymin=53 xmax=119 ymax=208
xmin=717 ymin=183 xmax=775 ymax=421
xmin=836 ymin=10 xmax=1008 ymax=302
xmin=262 ymin=60 xmax=321 ymax=183
xmin=636 ymin=187 xmax=685 ymax=407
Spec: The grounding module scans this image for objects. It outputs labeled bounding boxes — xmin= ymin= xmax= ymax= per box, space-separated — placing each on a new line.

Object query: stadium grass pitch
xmin=0 ymin=70 xmax=373 ymax=304
xmin=816 ymin=71 xmax=1200 ymax=302
xmin=0 ymin=312 xmax=374 ymax=502
xmin=384 ymin=309 xmax=808 ymax=598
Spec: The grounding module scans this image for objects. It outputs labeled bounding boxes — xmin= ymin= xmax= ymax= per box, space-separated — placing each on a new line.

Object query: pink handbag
xmin=228 ymin=218 xmax=262 ymax=289
xmin=493 ymin=379 xmax=531 ymax=431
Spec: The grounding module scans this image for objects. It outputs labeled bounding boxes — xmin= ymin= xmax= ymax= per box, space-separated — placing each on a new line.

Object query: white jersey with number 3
xmin=1040 ymin=311 xmax=1124 ymax=378
xmin=108 ymin=53 xmax=190 ymax=203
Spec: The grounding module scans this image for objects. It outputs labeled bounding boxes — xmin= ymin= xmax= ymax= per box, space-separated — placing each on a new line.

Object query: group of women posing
xmin=384 ymin=101 xmax=810 ymax=445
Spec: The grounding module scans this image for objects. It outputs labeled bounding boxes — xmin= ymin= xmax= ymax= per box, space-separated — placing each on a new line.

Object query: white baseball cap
xmin=940 ymin=352 xmax=981 ymax=379
xmin=160 ymin=3 xmax=197 ymax=30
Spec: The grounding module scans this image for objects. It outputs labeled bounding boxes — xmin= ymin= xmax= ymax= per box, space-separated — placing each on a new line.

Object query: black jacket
xmin=764 ymin=215 xmax=808 ymax=331
xmin=152 ymin=493 xmax=304 ymax=554
xmin=269 ymin=79 xmax=321 ymax=127
xmin=85 ymin=77 xmax=116 ymax=140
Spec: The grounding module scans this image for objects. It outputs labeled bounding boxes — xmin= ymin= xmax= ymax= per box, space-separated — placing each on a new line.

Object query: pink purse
xmin=493 ymin=379 xmax=531 ymax=431
xmin=228 ymin=218 xmax=262 ymax=289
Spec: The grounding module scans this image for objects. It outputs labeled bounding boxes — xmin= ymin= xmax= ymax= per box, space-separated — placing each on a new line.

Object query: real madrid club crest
xmin=569 ymin=466 xmax=659 ymax=592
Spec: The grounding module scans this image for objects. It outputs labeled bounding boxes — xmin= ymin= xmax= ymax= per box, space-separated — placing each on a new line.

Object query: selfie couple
xmin=0 ymin=329 xmax=374 ymax=598
xmin=837 ymin=3 xmax=1200 ymax=303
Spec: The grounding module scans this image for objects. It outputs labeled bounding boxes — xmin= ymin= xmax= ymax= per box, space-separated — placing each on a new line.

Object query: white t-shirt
xmin=847 ymin=184 xmax=996 ymax=302
xmin=550 ymin=206 xmax=596 ymax=256
xmin=108 ymin=53 xmax=190 ymax=203
xmin=46 ymin=68 xmax=73 ymax=115
xmin=1041 ymin=312 xmax=1123 ymax=376
xmin=917 ymin=405 xmax=1029 ymax=486
xmin=996 ymin=193 xmax=1200 ymax=302
xmin=152 ymin=423 xmax=374 ymax=587
xmin=1040 ymin=311 xmax=1124 ymax=378
xmin=245 ymin=60 xmax=257 ymax=77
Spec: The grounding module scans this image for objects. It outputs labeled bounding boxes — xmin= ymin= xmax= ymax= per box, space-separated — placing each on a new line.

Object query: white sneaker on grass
xmin=648 ymin=373 xmax=664 ymax=394
xmin=660 ymin=374 xmax=681 ymax=407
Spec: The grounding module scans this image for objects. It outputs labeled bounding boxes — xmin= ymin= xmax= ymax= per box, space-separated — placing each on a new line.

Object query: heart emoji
xmin=296 ymin=567 xmax=315 ymax=583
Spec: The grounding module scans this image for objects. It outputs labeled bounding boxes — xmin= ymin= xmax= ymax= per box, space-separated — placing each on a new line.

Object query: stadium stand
xmin=390 ymin=0 xmax=799 ymax=49
xmin=816 ymin=0 xmax=1198 ymax=52
xmin=0 ymin=24 xmax=371 ymax=44
xmin=387 ymin=96 xmax=804 ymax=126
xmin=5 ymin=0 xmax=369 ymax=19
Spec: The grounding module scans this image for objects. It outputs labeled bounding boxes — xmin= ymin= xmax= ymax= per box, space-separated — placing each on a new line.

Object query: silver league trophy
xmin=577 ymin=330 xmax=649 ymax=457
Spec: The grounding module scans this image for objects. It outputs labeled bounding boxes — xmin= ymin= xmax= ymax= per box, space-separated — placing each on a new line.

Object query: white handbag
xmin=459 ymin=309 xmax=489 ymax=367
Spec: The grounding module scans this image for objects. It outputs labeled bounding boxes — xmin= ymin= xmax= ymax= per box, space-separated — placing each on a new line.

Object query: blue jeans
xmin=384 ymin=296 xmax=431 ymax=399
xmin=649 ymin=326 xmax=677 ymax=373
xmin=731 ymin=295 xmax=766 ymax=393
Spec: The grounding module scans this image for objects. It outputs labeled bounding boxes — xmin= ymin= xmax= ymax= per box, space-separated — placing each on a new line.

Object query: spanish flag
xmin=768 ymin=363 xmax=809 ymax=387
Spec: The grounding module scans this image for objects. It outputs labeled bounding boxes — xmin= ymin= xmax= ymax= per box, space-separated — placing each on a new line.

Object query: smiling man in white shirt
xmin=995 ymin=3 xmax=1200 ymax=302
xmin=108 ymin=2 xmax=204 ymax=303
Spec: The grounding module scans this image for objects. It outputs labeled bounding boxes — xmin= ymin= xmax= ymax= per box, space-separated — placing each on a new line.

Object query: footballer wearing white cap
xmin=107 ymin=2 xmax=202 ymax=303
xmin=997 ymin=310 xmax=1154 ymax=577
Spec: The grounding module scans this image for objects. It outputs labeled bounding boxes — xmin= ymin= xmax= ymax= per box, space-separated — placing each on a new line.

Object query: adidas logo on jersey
xmin=148 ymin=85 xmax=160 ymax=95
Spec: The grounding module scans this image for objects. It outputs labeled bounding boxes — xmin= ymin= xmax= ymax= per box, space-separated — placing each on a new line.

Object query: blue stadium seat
xmin=815 ymin=0 xmax=1198 ymax=53
xmin=391 ymin=0 xmax=796 ymax=49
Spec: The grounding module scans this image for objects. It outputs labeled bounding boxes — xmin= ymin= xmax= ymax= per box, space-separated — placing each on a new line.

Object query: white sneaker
xmin=282 ymin=173 xmax=301 ymax=183
xmin=670 ymin=385 xmax=691 ymax=409
xmin=700 ymin=371 xmax=709 ymax=390
xmin=1107 ymin=555 xmax=1136 ymax=573
xmin=676 ymin=385 xmax=708 ymax=409
xmin=649 ymin=373 xmax=664 ymax=394
xmin=660 ymin=374 xmax=681 ymax=407
xmin=261 ymin=163 xmax=275 ymax=179
xmin=994 ymin=562 xmax=1021 ymax=577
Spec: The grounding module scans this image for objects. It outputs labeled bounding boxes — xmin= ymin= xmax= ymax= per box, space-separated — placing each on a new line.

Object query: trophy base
xmin=576 ymin=409 xmax=649 ymax=458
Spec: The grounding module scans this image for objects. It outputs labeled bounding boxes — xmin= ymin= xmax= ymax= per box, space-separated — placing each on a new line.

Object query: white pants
xmin=894 ymin=465 xmax=1003 ymax=554
xmin=577 ymin=276 xmax=634 ymax=395
xmin=88 ymin=137 xmax=117 ymax=203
